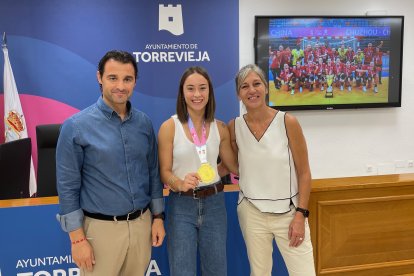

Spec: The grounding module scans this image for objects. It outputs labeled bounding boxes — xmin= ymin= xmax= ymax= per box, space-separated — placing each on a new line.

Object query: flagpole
xmin=2 ymin=32 xmax=6 ymax=48
xmin=2 ymin=33 xmax=38 ymax=196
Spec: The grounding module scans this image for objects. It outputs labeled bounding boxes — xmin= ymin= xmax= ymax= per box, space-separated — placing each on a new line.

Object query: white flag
xmin=3 ymin=44 xmax=37 ymax=196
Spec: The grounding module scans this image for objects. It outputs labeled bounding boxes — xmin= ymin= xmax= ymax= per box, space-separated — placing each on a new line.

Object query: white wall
xmin=239 ymin=0 xmax=414 ymax=179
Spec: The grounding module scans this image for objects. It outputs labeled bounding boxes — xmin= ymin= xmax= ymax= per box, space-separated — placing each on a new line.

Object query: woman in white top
xmin=158 ymin=66 xmax=238 ymax=276
xmin=228 ymin=64 xmax=316 ymax=276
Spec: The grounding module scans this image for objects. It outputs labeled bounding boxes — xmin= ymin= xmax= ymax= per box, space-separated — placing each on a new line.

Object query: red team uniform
xmin=278 ymin=64 xmax=294 ymax=93
xmin=366 ymin=62 xmax=381 ymax=92
xmin=344 ymin=62 xmax=356 ymax=91
xmin=304 ymin=45 xmax=314 ymax=64
xmin=373 ymin=48 xmax=383 ymax=84
xmin=325 ymin=59 xmax=335 ymax=93
xmin=363 ymin=43 xmax=375 ymax=65
xmin=270 ymin=41 xmax=385 ymax=96
xmin=346 ymin=47 xmax=355 ymax=63
xmin=292 ymin=62 xmax=305 ymax=93
xmin=304 ymin=61 xmax=316 ymax=91
xmin=314 ymin=59 xmax=326 ymax=91
xmin=334 ymin=61 xmax=344 ymax=90
xmin=270 ymin=49 xmax=282 ymax=89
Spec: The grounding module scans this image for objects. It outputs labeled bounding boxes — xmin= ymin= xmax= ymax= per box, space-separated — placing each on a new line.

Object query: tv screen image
xmin=255 ymin=16 xmax=404 ymax=110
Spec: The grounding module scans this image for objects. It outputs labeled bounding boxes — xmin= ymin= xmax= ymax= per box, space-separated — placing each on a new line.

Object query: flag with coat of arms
xmin=2 ymin=33 xmax=37 ymax=196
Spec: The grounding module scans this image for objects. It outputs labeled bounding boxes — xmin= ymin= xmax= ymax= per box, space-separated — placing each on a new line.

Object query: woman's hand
xmin=288 ymin=212 xmax=306 ymax=247
xmin=179 ymin=173 xmax=200 ymax=192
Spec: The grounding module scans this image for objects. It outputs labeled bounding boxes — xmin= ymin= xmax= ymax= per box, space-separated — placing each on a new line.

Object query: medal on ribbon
xmin=188 ymin=117 xmax=216 ymax=184
xmin=197 ymin=163 xmax=215 ymax=183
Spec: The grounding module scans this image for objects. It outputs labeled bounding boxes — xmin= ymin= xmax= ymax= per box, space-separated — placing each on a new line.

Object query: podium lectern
xmin=0 ymin=138 xmax=31 ymax=199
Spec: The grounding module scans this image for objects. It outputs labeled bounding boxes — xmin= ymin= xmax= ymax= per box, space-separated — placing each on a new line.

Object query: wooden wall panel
xmin=309 ymin=174 xmax=414 ymax=276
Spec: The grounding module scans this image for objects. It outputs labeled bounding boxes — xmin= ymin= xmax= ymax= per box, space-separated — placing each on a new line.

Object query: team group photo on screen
xmin=257 ymin=17 xmax=404 ymax=109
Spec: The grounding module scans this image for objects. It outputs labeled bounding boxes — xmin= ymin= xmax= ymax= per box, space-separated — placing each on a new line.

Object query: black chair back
xmin=36 ymin=124 xmax=61 ymax=197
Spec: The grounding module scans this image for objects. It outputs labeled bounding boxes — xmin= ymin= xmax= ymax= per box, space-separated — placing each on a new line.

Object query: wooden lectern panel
xmin=310 ymin=174 xmax=414 ymax=276
xmin=318 ymin=196 xmax=414 ymax=274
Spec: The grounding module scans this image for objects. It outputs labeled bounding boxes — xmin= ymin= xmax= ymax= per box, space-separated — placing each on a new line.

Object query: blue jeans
xmin=167 ymin=191 xmax=227 ymax=276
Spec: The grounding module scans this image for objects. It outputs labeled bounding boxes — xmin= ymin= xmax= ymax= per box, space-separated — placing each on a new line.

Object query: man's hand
xmin=72 ymin=239 xmax=95 ymax=272
xmin=152 ymin=219 xmax=166 ymax=247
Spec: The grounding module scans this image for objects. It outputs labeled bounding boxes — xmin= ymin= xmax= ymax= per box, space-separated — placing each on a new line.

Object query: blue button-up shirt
xmin=56 ymin=97 xmax=164 ymax=232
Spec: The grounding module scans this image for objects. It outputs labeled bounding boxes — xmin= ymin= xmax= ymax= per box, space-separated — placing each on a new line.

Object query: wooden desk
xmin=0 ymin=184 xmax=241 ymax=208
xmin=309 ymin=174 xmax=414 ymax=276
xmin=2 ymin=175 xmax=413 ymax=276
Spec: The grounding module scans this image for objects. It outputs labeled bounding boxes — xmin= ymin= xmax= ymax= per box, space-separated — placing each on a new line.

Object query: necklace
xmin=252 ymin=126 xmax=262 ymax=136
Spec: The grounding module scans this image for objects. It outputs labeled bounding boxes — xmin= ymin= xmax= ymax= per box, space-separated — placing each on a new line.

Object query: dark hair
xmin=98 ymin=50 xmax=138 ymax=79
xmin=176 ymin=66 xmax=216 ymax=123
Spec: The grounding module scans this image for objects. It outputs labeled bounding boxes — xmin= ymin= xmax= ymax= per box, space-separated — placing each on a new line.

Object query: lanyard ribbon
xmin=188 ymin=117 xmax=207 ymax=163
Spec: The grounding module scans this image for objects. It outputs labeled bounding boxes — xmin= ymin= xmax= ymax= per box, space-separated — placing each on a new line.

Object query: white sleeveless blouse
xmin=235 ymin=111 xmax=298 ymax=213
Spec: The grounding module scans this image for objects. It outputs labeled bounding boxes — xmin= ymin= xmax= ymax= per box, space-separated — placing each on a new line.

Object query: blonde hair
xmin=235 ymin=64 xmax=268 ymax=95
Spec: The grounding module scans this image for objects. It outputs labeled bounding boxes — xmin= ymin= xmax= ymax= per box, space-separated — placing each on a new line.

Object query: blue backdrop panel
xmin=0 ymin=192 xmax=288 ymax=275
xmin=0 ymin=0 xmax=240 ymax=131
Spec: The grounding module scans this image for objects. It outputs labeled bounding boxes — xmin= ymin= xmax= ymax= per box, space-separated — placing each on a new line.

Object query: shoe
xmin=299 ymin=87 xmax=303 ymax=93
xmin=291 ymin=89 xmax=295 ymax=95
xmin=340 ymin=85 xmax=344 ymax=91
xmin=321 ymin=86 xmax=324 ymax=91
xmin=348 ymin=86 xmax=351 ymax=92
xmin=374 ymin=86 xmax=378 ymax=93
xmin=363 ymin=86 xmax=367 ymax=92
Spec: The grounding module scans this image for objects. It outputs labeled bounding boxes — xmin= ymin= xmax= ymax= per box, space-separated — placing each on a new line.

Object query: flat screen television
xmin=255 ymin=16 xmax=404 ymax=110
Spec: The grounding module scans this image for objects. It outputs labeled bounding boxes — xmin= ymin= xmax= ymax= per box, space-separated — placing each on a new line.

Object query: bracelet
xmin=167 ymin=175 xmax=180 ymax=192
xmin=167 ymin=175 xmax=177 ymax=186
xmin=153 ymin=212 xmax=165 ymax=221
xmin=71 ymin=237 xmax=86 ymax=245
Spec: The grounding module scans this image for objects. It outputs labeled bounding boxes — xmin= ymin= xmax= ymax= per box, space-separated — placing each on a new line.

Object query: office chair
xmin=0 ymin=138 xmax=31 ymax=199
xmin=36 ymin=124 xmax=61 ymax=197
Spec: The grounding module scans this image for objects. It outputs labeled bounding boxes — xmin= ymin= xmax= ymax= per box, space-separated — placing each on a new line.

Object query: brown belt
xmin=178 ymin=182 xmax=224 ymax=199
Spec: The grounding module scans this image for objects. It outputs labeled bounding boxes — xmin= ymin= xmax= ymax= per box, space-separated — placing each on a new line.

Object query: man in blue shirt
xmin=56 ymin=50 xmax=165 ymax=275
